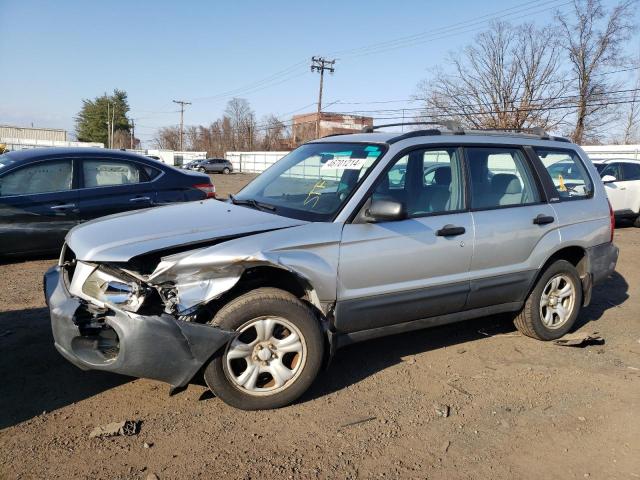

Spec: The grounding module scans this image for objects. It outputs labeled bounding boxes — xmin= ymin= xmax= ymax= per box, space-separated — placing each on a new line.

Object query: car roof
xmin=1 ymin=147 xmax=162 ymax=167
xmin=591 ymin=157 xmax=640 ymax=164
xmin=310 ymin=129 xmax=575 ymax=149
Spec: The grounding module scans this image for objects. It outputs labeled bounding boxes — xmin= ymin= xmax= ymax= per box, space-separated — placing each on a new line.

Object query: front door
xmin=335 ymin=147 xmax=473 ymax=333
xmin=0 ymin=158 xmax=78 ymax=255
xmin=600 ymin=163 xmax=627 ymax=212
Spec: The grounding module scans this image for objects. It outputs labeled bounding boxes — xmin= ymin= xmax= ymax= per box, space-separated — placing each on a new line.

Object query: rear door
xmin=620 ymin=162 xmax=640 ymax=213
xmin=0 ymin=158 xmax=78 ymax=255
xmin=76 ymin=157 xmax=157 ymax=221
xmin=465 ymin=146 xmax=557 ymax=309
xmin=336 ymin=146 xmax=474 ymax=333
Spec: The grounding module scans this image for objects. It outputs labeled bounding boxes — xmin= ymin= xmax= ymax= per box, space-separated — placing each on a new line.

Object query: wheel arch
xmin=533 ymin=245 xmax=590 ymax=305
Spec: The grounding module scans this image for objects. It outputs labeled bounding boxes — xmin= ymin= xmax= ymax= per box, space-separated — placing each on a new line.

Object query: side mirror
xmin=365 ymin=199 xmax=407 ymax=222
xmin=601 ymin=175 xmax=617 ymax=183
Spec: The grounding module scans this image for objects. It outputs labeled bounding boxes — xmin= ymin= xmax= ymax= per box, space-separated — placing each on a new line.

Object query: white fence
xmin=582 ymin=145 xmax=640 ymax=160
xmin=226 ymin=151 xmax=290 ymax=173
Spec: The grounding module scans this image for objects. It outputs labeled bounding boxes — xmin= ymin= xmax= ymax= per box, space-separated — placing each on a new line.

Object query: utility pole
xmin=311 ymin=56 xmax=335 ymax=139
xmin=130 ymin=119 xmax=135 ymax=149
xmin=106 ymin=102 xmax=111 ymax=149
xmin=172 ymin=99 xmax=192 ymax=151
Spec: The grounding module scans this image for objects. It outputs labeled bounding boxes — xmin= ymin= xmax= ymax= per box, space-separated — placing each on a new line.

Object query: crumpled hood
xmin=66 ymin=200 xmax=307 ymax=262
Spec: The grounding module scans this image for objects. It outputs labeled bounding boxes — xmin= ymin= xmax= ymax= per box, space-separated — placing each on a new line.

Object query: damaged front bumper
xmin=44 ymin=265 xmax=235 ymax=387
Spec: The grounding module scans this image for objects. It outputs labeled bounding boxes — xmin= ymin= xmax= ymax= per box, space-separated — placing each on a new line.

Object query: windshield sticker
xmin=303 ymin=180 xmax=328 ymax=208
xmin=321 ymin=156 xmax=368 ymax=170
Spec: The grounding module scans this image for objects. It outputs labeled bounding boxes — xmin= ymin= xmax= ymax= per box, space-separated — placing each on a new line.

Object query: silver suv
xmin=45 ymin=124 xmax=619 ymax=410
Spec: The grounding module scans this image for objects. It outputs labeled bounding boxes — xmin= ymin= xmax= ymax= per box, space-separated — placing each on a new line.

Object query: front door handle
xmin=50 ymin=203 xmax=76 ymax=211
xmin=436 ymin=224 xmax=466 ymax=237
xmin=129 ymin=196 xmax=151 ymax=203
xmin=533 ymin=214 xmax=555 ymax=225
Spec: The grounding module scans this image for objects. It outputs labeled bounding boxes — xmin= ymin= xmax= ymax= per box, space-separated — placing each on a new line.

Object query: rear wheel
xmin=633 ymin=215 xmax=640 ymax=228
xmin=204 ymin=288 xmax=324 ymax=410
xmin=222 ymin=167 xmax=231 ymax=175
xmin=514 ymin=260 xmax=582 ymax=340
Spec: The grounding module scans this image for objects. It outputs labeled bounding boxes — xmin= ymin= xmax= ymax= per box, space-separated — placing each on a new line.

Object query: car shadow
xmin=304 ymin=271 xmax=629 ymax=403
xmin=575 ymin=270 xmax=628 ymax=328
xmin=0 ymin=307 xmax=128 ymax=430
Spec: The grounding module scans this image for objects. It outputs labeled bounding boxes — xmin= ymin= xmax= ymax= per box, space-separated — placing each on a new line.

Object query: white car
xmin=592 ymin=158 xmax=640 ymax=227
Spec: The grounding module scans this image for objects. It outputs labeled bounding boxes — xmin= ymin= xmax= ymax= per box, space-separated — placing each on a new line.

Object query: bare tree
xmin=621 ymin=60 xmax=640 ymax=143
xmin=225 ymin=98 xmax=257 ymax=151
xmin=153 ymin=126 xmax=181 ymax=150
xmin=260 ymin=115 xmax=289 ymax=150
xmin=416 ymin=22 xmax=568 ymax=131
xmin=557 ymin=0 xmax=637 ymax=144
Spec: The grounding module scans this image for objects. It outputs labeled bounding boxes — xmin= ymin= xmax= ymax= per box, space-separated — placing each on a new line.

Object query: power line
xmin=172 ymin=100 xmax=191 ymax=151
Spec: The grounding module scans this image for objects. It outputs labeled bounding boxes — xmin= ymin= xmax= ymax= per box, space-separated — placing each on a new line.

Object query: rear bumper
xmin=587 ymin=242 xmax=619 ymax=285
xmin=44 ymin=266 xmax=234 ymax=387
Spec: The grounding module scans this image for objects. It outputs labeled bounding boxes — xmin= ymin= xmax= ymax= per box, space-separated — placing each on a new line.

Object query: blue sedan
xmin=0 ymin=148 xmax=216 ymax=257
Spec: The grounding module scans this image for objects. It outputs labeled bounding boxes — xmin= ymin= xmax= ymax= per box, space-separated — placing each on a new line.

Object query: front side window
xmin=467 ymin=147 xmax=540 ymax=209
xmin=535 ymin=148 xmax=593 ymax=200
xmin=0 ymin=160 xmax=73 ymax=196
xmin=600 ymin=163 xmax=623 ymax=180
xmin=373 ymin=148 xmax=464 ymax=217
xmin=83 ymin=160 xmax=141 ymax=187
xmin=235 ymin=143 xmax=384 ymax=221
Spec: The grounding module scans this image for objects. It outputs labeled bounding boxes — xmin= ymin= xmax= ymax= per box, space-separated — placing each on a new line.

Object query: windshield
xmin=235 ymin=142 xmax=385 ymax=221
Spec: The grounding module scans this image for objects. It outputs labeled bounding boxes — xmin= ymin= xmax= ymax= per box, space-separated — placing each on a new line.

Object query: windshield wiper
xmin=229 ymin=194 xmax=277 ymax=212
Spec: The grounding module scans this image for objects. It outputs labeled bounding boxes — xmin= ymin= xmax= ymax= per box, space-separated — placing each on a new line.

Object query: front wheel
xmin=204 ymin=288 xmax=324 ymax=410
xmin=514 ymin=260 xmax=582 ymax=340
xmin=198 ymin=167 xmax=206 ymax=173
xmin=222 ymin=167 xmax=231 ymax=175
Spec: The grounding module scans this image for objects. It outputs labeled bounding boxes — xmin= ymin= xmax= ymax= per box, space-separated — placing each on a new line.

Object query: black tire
xmin=198 ymin=167 xmax=206 ymax=173
xmin=204 ymin=288 xmax=324 ymax=410
xmin=633 ymin=215 xmax=640 ymax=228
xmin=222 ymin=167 xmax=231 ymax=175
xmin=514 ymin=260 xmax=583 ymax=340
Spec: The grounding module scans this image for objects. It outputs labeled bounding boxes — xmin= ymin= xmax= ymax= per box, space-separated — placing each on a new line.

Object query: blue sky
xmin=1 ymin=0 xmax=638 ymax=145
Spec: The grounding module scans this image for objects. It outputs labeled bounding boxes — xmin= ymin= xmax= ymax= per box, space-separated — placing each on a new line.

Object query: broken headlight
xmin=82 ymin=267 xmax=146 ymax=312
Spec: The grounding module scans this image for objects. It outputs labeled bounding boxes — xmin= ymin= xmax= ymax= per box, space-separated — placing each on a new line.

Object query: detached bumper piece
xmin=587 ymin=242 xmax=619 ymax=285
xmin=44 ymin=266 xmax=234 ymax=387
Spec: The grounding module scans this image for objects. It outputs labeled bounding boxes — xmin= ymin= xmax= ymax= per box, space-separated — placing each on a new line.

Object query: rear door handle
xmin=50 ymin=203 xmax=76 ymax=211
xmin=129 ymin=196 xmax=151 ymax=203
xmin=533 ymin=214 xmax=555 ymax=225
xmin=436 ymin=224 xmax=466 ymax=237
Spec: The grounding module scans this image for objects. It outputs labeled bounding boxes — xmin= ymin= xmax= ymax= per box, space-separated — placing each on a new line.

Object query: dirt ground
xmin=1 ymin=172 xmax=639 ymax=479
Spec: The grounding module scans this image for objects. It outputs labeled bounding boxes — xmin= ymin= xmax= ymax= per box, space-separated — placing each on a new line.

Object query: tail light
xmin=193 ymin=182 xmax=216 ymax=199
xmin=608 ymin=199 xmax=615 ymax=243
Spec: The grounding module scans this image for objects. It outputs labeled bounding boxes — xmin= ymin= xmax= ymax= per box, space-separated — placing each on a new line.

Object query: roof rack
xmin=361 ymin=122 xmax=571 ymax=143
xmin=362 ymin=120 xmax=463 ymax=134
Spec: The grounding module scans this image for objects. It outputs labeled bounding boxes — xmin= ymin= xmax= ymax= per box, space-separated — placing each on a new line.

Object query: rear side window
xmin=622 ymin=163 xmax=640 ymax=181
xmin=535 ymin=148 xmax=593 ymax=200
xmin=83 ymin=160 xmax=141 ymax=187
xmin=466 ymin=147 xmax=540 ymax=209
xmin=0 ymin=160 xmax=73 ymax=196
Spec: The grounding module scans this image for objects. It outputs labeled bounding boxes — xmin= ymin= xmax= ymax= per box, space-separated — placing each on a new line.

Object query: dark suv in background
xmin=192 ymin=158 xmax=234 ymax=174
xmin=0 ymin=148 xmax=215 ymax=256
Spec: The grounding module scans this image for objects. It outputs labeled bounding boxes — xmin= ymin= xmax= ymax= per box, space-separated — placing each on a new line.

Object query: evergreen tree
xmin=75 ymin=90 xmax=130 ymax=146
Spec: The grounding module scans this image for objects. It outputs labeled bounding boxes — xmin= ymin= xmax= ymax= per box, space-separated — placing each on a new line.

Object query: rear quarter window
xmin=534 ymin=148 xmax=593 ymax=201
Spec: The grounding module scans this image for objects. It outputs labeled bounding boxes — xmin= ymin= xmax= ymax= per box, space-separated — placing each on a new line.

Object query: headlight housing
xmin=82 ymin=267 xmax=146 ymax=312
